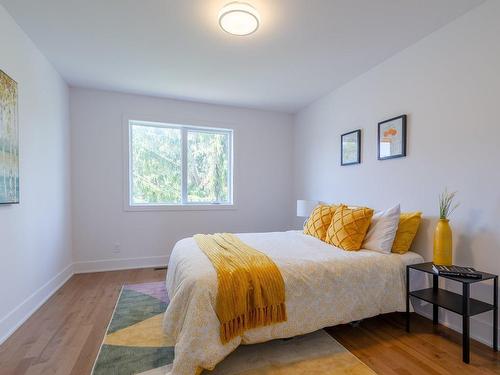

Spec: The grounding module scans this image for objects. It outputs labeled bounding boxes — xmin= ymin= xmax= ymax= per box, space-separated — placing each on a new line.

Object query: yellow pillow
xmin=326 ymin=205 xmax=374 ymax=250
xmin=392 ymin=212 xmax=422 ymax=254
xmin=304 ymin=204 xmax=338 ymax=241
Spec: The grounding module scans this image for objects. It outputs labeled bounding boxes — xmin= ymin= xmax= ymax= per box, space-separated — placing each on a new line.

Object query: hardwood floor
xmin=327 ymin=313 xmax=499 ymax=374
xmin=0 ymin=268 xmax=498 ymax=374
xmin=0 ymin=268 xmax=166 ymax=375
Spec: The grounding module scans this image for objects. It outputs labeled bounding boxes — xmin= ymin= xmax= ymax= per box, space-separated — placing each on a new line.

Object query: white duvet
xmin=163 ymin=231 xmax=424 ymax=375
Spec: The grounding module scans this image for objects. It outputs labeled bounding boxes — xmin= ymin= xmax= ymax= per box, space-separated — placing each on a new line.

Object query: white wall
xmin=70 ymin=88 xmax=294 ymax=271
xmin=0 ymin=6 xmax=71 ymax=343
xmin=294 ymin=0 xmax=500 ymax=347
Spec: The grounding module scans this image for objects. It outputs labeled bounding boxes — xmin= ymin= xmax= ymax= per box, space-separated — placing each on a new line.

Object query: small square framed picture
xmin=341 ymin=129 xmax=361 ymax=166
xmin=378 ymin=115 xmax=407 ymax=160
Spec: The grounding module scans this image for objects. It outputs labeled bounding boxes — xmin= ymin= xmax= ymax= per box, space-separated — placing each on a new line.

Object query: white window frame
xmin=123 ymin=116 xmax=235 ymax=211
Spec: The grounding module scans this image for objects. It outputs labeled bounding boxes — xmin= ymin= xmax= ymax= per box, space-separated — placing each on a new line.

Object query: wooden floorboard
xmin=0 ymin=268 xmax=498 ymax=374
xmin=326 ymin=313 xmax=500 ymax=374
xmin=0 ymin=268 xmax=166 ymax=375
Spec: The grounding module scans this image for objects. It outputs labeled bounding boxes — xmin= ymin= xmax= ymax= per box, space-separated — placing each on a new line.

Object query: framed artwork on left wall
xmin=0 ymin=69 xmax=19 ymax=204
xmin=341 ymin=129 xmax=361 ymax=166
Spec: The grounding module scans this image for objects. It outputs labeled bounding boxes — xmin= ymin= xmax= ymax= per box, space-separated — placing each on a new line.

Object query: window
xmin=127 ymin=120 xmax=233 ymax=208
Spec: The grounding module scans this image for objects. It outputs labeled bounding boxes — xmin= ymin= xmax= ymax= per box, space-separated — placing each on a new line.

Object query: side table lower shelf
xmin=409 ymin=288 xmax=494 ymax=316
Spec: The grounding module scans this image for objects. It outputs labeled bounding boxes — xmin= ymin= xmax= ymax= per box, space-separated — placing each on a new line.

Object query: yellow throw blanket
xmin=194 ymin=233 xmax=287 ymax=344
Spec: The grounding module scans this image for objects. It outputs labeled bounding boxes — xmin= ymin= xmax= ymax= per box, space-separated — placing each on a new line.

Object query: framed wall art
xmin=0 ymin=69 xmax=19 ymax=204
xmin=341 ymin=129 xmax=361 ymax=166
xmin=378 ymin=115 xmax=406 ymax=160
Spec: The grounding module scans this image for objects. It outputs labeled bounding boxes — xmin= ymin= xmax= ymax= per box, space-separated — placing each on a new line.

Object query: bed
xmin=163 ymin=230 xmax=424 ymax=375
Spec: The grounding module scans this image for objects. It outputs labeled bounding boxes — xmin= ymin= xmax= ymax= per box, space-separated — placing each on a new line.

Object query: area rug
xmin=92 ymin=282 xmax=376 ymax=375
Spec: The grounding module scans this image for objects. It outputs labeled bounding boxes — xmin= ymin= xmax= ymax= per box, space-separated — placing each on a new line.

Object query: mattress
xmin=163 ymin=230 xmax=424 ymax=375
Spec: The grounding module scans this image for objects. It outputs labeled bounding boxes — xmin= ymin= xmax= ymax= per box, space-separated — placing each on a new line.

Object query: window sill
xmin=124 ymin=204 xmax=237 ymax=212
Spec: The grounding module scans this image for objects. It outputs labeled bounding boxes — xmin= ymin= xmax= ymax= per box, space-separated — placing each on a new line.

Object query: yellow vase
xmin=433 ymin=219 xmax=452 ymax=266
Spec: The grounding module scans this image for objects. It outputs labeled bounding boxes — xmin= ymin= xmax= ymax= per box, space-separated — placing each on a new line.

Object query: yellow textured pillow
xmin=303 ymin=204 xmax=338 ymax=241
xmin=326 ymin=205 xmax=374 ymax=250
xmin=391 ymin=212 xmax=422 ymax=254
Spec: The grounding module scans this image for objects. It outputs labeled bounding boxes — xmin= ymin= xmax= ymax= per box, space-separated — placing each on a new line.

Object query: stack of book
xmin=432 ymin=264 xmax=482 ymax=279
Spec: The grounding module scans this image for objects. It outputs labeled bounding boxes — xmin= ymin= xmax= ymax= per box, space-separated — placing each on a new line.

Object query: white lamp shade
xmin=296 ymin=200 xmax=319 ymax=217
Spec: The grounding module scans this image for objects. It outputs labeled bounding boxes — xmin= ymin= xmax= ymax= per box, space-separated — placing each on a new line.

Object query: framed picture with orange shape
xmin=378 ymin=114 xmax=406 ymax=160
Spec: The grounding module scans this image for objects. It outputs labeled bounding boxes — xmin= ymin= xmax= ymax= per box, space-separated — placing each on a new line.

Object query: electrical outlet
xmin=113 ymin=243 xmax=121 ymax=253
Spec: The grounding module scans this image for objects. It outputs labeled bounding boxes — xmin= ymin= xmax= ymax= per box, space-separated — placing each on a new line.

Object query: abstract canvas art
xmin=0 ymin=70 xmax=19 ymax=204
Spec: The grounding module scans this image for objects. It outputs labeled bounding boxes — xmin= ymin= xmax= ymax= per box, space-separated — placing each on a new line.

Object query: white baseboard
xmin=73 ymin=255 xmax=169 ymax=274
xmin=0 ymin=263 xmax=74 ymax=345
xmin=414 ymin=302 xmax=499 ymax=349
xmin=0 ymin=255 xmax=169 ymax=346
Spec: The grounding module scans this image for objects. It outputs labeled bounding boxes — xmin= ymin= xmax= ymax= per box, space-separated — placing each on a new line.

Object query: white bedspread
xmin=163 ymin=231 xmax=424 ymax=375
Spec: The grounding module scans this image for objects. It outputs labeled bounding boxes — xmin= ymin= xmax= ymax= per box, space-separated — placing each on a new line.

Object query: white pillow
xmin=362 ymin=204 xmax=401 ymax=254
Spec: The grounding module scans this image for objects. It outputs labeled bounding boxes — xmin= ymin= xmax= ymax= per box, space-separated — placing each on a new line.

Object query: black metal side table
xmin=406 ymin=262 xmax=498 ymax=363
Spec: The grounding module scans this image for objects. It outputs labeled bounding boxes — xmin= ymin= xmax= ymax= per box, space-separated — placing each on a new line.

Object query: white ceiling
xmin=1 ymin=0 xmax=484 ymax=113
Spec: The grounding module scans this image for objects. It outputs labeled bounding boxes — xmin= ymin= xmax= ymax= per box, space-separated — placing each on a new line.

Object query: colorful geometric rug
xmin=92 ymin=282 xmax=172 ymax=375
xmin=92 ymin=282 xmax=376 ymax=374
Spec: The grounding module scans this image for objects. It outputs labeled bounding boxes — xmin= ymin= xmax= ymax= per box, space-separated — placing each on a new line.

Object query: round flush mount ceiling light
xmin=218 ymin=2 xmax=260 ymax=36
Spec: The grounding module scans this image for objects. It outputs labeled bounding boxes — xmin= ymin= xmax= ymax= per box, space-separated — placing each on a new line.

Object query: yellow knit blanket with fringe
xmin=194 ymin=233 xmax=287 ymax=344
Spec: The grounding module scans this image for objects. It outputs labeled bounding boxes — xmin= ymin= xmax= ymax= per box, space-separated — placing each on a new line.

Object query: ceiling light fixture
xmin=218 ymin=2 xmax=260 ymax=36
